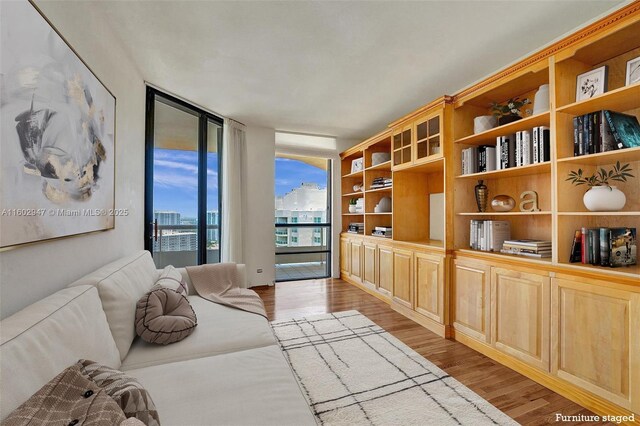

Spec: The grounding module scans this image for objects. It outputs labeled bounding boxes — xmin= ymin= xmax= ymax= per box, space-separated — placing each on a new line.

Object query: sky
xmin=153 ymin=150 xmax=327 ymax=218
xmin=274 ymin=157 xmax=327 ymax=197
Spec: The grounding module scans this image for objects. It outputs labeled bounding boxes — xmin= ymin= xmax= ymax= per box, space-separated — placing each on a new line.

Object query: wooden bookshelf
xmin=340 ymin=4 xmax=640 ymax=419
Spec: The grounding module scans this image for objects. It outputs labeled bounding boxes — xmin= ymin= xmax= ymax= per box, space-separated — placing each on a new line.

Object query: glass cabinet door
xmin=415 ymin=114 xmax=441 ymax=163
xmin=392 ymin=126 xmax=413 ymax=168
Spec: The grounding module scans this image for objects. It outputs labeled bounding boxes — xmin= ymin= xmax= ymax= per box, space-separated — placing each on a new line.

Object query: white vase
xmin=348 ymin=205 xmax=357 ymax=213
xmin=473 ymin=115 xmax=498 ymax=134
xmin=583 ymin=186 xmax=626 ymax=211
xmin=532 ymin=84 xmax=550 ymax=115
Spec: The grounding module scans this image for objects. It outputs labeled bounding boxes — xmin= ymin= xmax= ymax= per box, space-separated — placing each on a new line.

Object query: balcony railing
xmin=152 ymin=224 xmax=219 ymax=268
xmin=275 ymin=223 xmax=330 ymax=281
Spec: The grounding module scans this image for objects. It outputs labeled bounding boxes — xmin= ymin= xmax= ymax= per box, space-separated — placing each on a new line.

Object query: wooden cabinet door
xmin=340 ymin=238 xmax=351 ymax=275
xmin=392 ymin=248 xmax=413 ymax=308
xmin=378 ymin=245 xmax=394 ymax=297
xmin=362 ymin=241 xmax=377 ymax=290
xmin=350 ymin=239 xmax=363 ymax=282
xmin=391 ymin=126 xmax=413 ymax=170
xmin=413 ymin=112 xmax=441 ymax=165
xmin=491 ymin=267 xmax=550 ymax=371
xmin=552 ymin=277 xmax=640 ymax=412
xmin=415 ymin=251 xmax=444 ymax=324
xmin=453 ymin=258 xmax=491 ymax=343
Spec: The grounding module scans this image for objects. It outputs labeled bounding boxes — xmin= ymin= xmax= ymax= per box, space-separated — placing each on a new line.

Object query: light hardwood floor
xmin=254 ymin=278 xmax=609 ymax=426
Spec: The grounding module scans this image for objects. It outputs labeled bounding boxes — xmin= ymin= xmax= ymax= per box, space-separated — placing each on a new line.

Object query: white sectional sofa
xmin=0 ymin=251 xmax=316 ymax=426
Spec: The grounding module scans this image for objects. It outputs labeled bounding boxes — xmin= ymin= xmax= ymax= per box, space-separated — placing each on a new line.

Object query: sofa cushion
xmin=2 ymin=361 xmax=126 ymax=426
xmin=79 ymin=360 xmax=160 ymax=426
xmin=125 ymin=345 xmax=316 ymax=426
xmin=0 ymin=286 xmax=121 ymax=420
xmin=121 ymin=296 xmax=276 ymax=370
xmin=135 ymin=288 xmax=197 ymax=345
xmin=155 ymin=265 xmax=188 ymax=294
xmin=68 ymin=251 xmax=159 ymax=360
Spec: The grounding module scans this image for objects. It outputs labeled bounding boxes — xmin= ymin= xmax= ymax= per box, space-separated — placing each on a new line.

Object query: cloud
xmin=154 ymin=171 xmax=198 ymax=190
xmin=155 ymin=159 xmax=198 ymax=174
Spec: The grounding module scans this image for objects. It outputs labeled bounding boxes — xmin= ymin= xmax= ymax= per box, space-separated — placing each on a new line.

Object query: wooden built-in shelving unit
xmin=340 ymin=3 xmax=640 ymax=421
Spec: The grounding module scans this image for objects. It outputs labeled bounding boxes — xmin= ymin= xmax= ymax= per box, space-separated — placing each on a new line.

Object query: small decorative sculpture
xmin=475 ymin=180 xmax=488 ymax=212
xmin=491 ymin=195 xmax=515 ymax=212
xmin=519 ymin=191 xmax=541 ymax=212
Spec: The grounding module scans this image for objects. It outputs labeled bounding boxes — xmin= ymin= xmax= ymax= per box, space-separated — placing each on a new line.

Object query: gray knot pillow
xmin=135 ymin=287 xmax=197 ymax=345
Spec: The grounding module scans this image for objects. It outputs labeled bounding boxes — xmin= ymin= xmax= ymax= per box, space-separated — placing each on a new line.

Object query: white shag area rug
xmin=271 ymin=311 xmax=517 ymax=426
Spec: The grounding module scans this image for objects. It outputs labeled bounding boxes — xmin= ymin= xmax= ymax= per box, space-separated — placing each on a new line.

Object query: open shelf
xmin=342 ymin=191 xmax=365 ymax=197
xmin=365 ymin=160 xmax=391 ymax=171
xmin=342 ymin=213 xmax=364 ymax=216
xmin=557 ymin=261 xmax=640 ymax=280
xmin=456 ymin=249 xmax=552 ymax=265
xmin=558 ymin=211 xmax=640 ymax=216
xmin=456 ymin=161 xmax=551 ymax=179
xmin=454 ymin=112 xmax=550 ymax=146
xmin=557 ymin=146 xmax=640 ymax=165
xmin=367 ymin=212 xmax=392 ymax=215
xmin=457 ymin=211 xmax=551 ymax=216
xmin=556 ymin=82 xmax=640 ymax=116
xmin=342 ymin=170 xmax=364 ymax=178
xmin=409 ymin=156 xmax=445 ymax=173
xmin=365 ymin=187 xmax=392 ymax=194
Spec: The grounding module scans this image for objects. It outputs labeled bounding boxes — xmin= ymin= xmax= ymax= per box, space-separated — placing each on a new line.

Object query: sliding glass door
xmin=274 ymin=154 xmax=331 ymax=281
xmin=145 ymin=87 xmax=223 ymax=267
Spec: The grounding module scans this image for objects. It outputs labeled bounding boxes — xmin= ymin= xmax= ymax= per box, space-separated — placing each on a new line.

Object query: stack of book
xmin=469 ymin=220 xmax=511 ymax=252
xmin=370 ymin=177 xmax=392 ymax=189
xmin=501 ymin=240 xmax=552 ymax=258
xmin=372 ymin=226 xmax=392 ymax=238
xmin=570 ymin=227 xmax=637 ymax=267
xmin=573 ymin=110 xmax=640 ymax=156
xmin=347 ymin=223 xmax=365 ymax=234
xmin=353 ymin=198 xmax=364 ymax=213
xmin=460 ymin=127 xmax=550 ymax=175
xmin=461 ymin=146 xmax=496 ymax=174
xmin=496 ymin=127 xmax=550 ymax=171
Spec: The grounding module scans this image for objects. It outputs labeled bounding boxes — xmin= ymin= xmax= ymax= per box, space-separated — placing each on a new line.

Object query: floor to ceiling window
xmin=144 ymin=87 xmax=222 ymax=268
xmin=275 ymin=154 xmax=331 ymax=281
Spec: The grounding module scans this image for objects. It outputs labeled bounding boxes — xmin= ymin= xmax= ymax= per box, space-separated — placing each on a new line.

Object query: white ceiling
xmin=64 ymin=1 xmax=624 ymax=140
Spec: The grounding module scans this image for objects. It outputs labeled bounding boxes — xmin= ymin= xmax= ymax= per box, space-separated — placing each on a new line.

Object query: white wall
xmin=0 ymin=2 xmax=145 ymax=319
xmin=243 ymin=126 xmax=276 ymax=287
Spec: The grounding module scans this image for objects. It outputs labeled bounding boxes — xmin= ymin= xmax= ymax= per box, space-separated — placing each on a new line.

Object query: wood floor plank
xmin=255 ymin=278 xmax=609 ymax=425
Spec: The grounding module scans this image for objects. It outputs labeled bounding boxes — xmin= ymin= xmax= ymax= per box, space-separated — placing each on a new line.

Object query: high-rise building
xmin=206 ymin=211 xmax=219 ymax=245
xmin=275 ymin=183 xmax=327 ymax=247
xmin=154 ymin=211 xmax=181 ymax=225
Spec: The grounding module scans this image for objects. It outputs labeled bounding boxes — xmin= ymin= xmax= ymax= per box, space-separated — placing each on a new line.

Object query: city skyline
xmin=153 ymin=151 xmax=328 ymax=217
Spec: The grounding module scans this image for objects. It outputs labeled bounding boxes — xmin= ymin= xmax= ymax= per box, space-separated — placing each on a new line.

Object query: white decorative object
xmin=348 ymin=205 xmax=357 ymax=213
xmin=473 ymin=115 xmax=498 ymax=134
xmin=371 ymin=152 xmax=391 ymax=166
xmin=583 ymin=186 xmax=626 ymax=211
xmin=350 ymin=158 xmax=363 ymax=173
xmin=353 ymin=183 xmax=363 ymax=192
xmin=532 ymin=84 xmax=550 ymax=114
xmin=374 ymin=197 xmax=392 ymax=213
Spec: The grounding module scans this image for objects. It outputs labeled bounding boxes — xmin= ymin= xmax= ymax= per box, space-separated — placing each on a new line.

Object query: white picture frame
xmin=350 ymin=158 xmax=363 ymax=174
xmin=576 ymin=65 xmax=608 ymax=101
xmin=626 ymin=56 xmax=640 ymax=86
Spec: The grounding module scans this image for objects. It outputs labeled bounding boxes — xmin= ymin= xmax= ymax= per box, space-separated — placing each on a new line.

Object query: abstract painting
xmin=0 ymin=0 xmax=116 ymax=248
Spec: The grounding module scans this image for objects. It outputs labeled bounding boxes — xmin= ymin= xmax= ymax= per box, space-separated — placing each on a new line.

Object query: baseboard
xmin=391 ymin=302 xmax=449 ymax=338
xmin=452 ymin=330 xmax=639 ymax=425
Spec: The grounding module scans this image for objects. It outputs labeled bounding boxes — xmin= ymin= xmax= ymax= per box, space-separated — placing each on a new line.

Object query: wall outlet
xmin=257 ymin=268 xmax=263 ymax=273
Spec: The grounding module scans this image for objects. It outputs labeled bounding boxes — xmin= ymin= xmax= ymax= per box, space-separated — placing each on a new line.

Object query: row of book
xmin=372 ymin=226 xmax=392 ymax=238
xmin=347 ymin=223 xmax=365 ymax=234
xmin=371 ymin=177 xmax=392 ymax=189
xmin=500 ymin=239 xmax=551 ymax=259
xmin=573 ymin=110 xmax=640 ymax=157
xmin=570 ymin=227 xmax=637 ymax=267
xmin=460 ymin=127 xmax=550 ymax=174
xmin=469 ymin=220 xmax=511 ymax=252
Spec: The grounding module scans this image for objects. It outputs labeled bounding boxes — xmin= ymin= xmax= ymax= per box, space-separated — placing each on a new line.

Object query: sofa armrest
xmin=170 ymin=264 xmax=247 ymax=295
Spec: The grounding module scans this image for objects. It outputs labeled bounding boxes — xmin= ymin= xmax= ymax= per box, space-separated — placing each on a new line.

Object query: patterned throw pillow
xmin=135 ymin=287 xmax=197 ymax=345
xmin=154 ymin=265 xmax=188 ymax=294
xmin=3 ymin=362 xmax=126 ymax=426
xmin=79 ymin=360 xmax=161 ymax=426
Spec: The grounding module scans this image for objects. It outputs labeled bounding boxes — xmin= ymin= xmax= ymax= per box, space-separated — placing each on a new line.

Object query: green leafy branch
xmin=566 ymin=161 xmax=634 ymax=188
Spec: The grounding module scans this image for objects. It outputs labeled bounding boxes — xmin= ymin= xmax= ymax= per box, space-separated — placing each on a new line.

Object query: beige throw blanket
xmin=185 ymin=263 xmax=267 ymax=318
